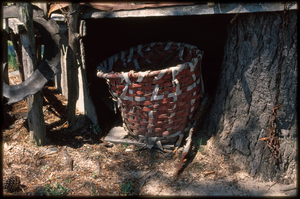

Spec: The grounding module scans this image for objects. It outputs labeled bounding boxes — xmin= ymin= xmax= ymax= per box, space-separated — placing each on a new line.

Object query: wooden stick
xmin=174 ymin=94 xmax=212 ymax=176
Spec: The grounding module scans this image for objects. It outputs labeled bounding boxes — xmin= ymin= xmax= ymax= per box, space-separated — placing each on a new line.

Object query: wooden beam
xmin=2 ymin=4 xmax=19 ymax=19
xmin=8 ymin=18 xmax=26 ymax=34
xmin=32 ymin=3 xmax=48 ymax=19
xmin=18 ymin=3 xmax=46 ymax=146
xmin=79 ymin=2 xmax=297 ymax=19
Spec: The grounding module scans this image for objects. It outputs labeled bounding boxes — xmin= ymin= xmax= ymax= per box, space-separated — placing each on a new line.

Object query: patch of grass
xmin=40 ymin=182 xmax=69 ymax=196
xmin=198 ymin=139 xmax=205 ymax=154
xmin=90 ymin=124 xmax=101 ymax=134
xmin=122 ymin=141 xmax=128 ymax=149
xmin=7 ymin=46 xmax=18 ymax=71
xmin=119 ymin=180 xmax=133 ymax=195
xmin=194 ymin=162 xmax=203 ymax=171
xmin=91 ymin=186 xmax=97 ymax=196
xmin=64 ymin=178 xmax=71 ymax=183
xmin=92 ymin=172 xmax=97 ymax=179
xmin=6 ymin=44 xmax=44 ymax=72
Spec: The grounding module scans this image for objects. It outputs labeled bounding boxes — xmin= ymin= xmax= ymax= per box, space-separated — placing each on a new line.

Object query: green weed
xmin=64 ymin=178 xmax=71 ymax=183
xmin=123 ymin=141 xmax=128 ymax=149
xmin=90 ymin=124 xmax=102 ymax=134
xmin=119 ymin=180 xmax=133 ymax=195
xmin=92 ymin=172 xmax=97 ymax=179
xmin=194 ymin=162 xmax=203 ymax=171
xmin=7 ymin=46 xmax=18 ymax=71
xmin=198 ymin=139 xmax=205 ymax=154
xmin=40 ymin=182 xmax=69 ymax=196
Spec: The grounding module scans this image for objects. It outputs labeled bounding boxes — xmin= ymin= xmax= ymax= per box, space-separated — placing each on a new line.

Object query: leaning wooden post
xmin=67 ymin=3 xmax=81 ymax=127
xmin=18 ymin=3 xmax=46 ymax=145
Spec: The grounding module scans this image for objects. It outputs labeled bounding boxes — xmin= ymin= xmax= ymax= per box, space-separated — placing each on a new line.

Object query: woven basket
xmin=97 ymin=41 xmax=204 ymax=149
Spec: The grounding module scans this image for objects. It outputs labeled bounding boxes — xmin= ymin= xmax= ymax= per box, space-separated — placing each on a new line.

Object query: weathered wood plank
xmin=67 ymin=3 xmax=81 ymax=127
xmin=104 ymin=126 xmax=145 ymax=146
xmin=79 ymin=2 xmax=297 ymax=19
xmin=76 ymin=19 xmax=99 ymax=125
xmin=18 ymin=3 xmax=46 ymax=146
xmin=106 ymin=126 xmax=128 ymax=139
xmin=104 ymin=136 xmax=145 ymax=147
xmin=32 ymin=3 xmax=48 ymax=18
xmin=2 ymin=4 xmax=19 ymax=19
xmin=8 ymin=18 xmax=26 ymax=34
xmin=54 ymin=33 xmax=69 ymax=99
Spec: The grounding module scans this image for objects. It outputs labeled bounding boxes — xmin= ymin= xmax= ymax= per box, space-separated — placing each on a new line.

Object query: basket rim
xmin=97 ymin=61 xmax=199 ymax=80
xmin=96 ymin=41 xmax=202 ymax=80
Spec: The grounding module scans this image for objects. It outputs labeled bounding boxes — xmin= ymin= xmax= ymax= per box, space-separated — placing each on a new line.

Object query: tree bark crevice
xmin=199 ymin=10 xmax=297 ymax=182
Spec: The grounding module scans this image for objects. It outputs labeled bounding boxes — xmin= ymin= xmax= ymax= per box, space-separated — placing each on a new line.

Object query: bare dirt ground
xmin=2 ymin=74 xmax=297 ymax=196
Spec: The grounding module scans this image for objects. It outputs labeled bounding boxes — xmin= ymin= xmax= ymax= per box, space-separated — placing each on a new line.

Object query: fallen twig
xmin=281 ymin=187 xmax=297 ymax=192
xmin=268 ymin=182 xmax=277 ymax=190
xmin=40 ymin=150 xmax=59 ymax=158
xmin=203 ymin=171 xmax=215 ymax=176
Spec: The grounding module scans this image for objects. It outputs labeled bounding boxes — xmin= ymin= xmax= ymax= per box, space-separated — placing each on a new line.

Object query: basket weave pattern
xmin=97 ymin=41 xmax=204 ymax=146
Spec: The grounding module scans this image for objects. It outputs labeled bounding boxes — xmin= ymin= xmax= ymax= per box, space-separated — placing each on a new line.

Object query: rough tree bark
xmin=67 ymin=3 xmax=80 ymax=127
xmin=199 ymin=11 xmax=297 ymax=183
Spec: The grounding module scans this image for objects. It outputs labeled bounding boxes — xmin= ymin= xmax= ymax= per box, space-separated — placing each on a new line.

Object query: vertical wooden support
xmin=67 ymin=3 xmax=80 ymax=126
xmin=76 ymin=20 xmax=99 ymax=125
xmin=54 ymin=33 xmax=69 ymax=98
xmin=18 ymin=3 xmax=46 ymax=145
xmin=36 ymin=38 xmax=42 ymax=67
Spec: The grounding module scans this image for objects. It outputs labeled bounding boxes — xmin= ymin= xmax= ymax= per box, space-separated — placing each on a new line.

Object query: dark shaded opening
xmin=82 ymin=14 xmax=234 ymax=131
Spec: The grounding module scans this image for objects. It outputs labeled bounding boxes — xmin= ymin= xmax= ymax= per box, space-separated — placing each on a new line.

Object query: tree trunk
xmin=199 ymin=10 xmax=297 ymax=183
xmin=18 ymin=3 xmax=46 ymax=146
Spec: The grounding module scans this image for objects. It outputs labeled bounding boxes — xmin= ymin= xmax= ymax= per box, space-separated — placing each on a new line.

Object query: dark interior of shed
xmin=82 ymin=14 xmax=234 ymax=131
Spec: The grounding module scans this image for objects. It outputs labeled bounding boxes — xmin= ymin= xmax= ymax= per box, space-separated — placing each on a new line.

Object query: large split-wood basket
xmin=97 ymin=41 xmax=204 ymax=150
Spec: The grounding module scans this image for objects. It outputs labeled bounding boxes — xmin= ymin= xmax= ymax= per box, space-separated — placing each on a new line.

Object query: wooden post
xmin=76 ymin=19 xmax=99 ymax=125
xmin=58 ymin=35 xmax=69 ymax=98
xmin=18 ymin=3 xmax=46 ymax=145
xmin=36 ymin=38 xmax=42 ymax=67
xmin=67 ymin=3 xmax=80 ymax=127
